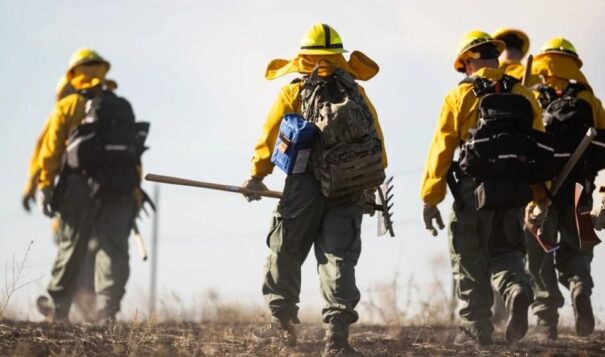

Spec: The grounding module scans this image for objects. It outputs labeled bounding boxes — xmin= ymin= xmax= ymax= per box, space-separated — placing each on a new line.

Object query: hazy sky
xmin=1 ymin=0 xmax=604 ymax=325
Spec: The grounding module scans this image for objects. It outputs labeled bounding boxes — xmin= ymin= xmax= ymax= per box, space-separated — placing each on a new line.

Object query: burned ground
xmin=0 ymin=321 xmax=603 ymax=356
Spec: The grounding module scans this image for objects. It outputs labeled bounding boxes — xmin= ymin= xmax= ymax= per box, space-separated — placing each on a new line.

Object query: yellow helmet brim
xmin=67 ymin=58 xmax=111 ymax=76
xmin=298 ymin=48 xmax=347 ymax=55
xmin=535 ymin=51 xmax=583 ymax=68
xmin=454 ymin=39 xmax=505 ymax=72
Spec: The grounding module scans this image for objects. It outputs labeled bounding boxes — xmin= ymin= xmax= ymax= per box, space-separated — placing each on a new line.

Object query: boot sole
xmin=505 ymin=293 xmax=529 ymax=344
xmin=574 ymin=292 xmax=595 ymax=337
xmin=36 ymin=296 xmax=53 ymax=318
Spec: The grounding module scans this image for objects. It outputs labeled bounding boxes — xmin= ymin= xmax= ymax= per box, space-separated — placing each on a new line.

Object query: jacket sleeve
xmin=578 ymin=91 xmax=605 ymax=129
xmin=250 ymin=84 xmax=300 ymax=178
xmin=420 ymin=93 xmax=460 ymax=205
xmin=358 ymin=85 xmax=388 ymax=169
xmin=530 ymin=101 xmax=545 ymax=132
xmin=23 ymin=119 xmax=51 ymax=195
xmin=37 ymin=95 xmax=85 ymax=189
xmin=594 ymin=97 xmax=605 ymax=129
xmin=522 ymin=86 xmax=549 ymax=202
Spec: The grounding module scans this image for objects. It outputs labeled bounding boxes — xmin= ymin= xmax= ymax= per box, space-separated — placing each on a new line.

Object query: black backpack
xmin=64 ymin=89 xmax=149 ymax=198
xmin=535 ymin=82 xmax=605 ymax=203
xmin=459 ymin=75 xmax=554 ymax=210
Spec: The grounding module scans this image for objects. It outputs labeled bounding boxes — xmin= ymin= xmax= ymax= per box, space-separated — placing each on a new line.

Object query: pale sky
xmin=1 ymin=0 xmax=604 ymax=325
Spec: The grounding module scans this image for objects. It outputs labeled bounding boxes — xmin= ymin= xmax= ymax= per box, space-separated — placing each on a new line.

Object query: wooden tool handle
xmin=145 ymin=173 xmax=283 ymax=199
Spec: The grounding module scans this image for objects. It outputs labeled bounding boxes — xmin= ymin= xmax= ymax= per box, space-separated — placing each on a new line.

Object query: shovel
xmin=525 ymin=127 xmax=597 ymax=252
xmin=574 ymin=183 xmax=601 ymax=249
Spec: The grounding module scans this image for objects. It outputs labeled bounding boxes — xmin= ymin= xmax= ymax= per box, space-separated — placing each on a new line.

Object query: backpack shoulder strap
xmin=500 ymin=75 xmax=518 ymax=93
xmin=460 ymin=76 xmax=491 ymax=97
xmin=563 ymin=82 xmax=588 ymax=98
xmin=531 ymin=83 xmax=559 ymax=109
xmin=459 ymin=76 xmax=477 ymax=85
xmin=460 ymin=74 xmax=517 ymax=97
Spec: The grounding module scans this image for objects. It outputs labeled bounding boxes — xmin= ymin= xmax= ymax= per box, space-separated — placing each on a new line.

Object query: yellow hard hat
xmin=454 ymin=30 xmax=505 ymax=72
xmin=66 ymin=47 xmax=110 ymax=74
xmin=536 ymin=37 xmax=582 ymax=68
xmin=492 ymin=28 xmax=530 ymax=57
xmin=299 ymin=23 xmax=347 ymax=55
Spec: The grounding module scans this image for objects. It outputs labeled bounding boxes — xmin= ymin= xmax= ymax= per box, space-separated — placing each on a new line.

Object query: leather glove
xmin=591 ymin=200 xmax=605 ymax=231
xmin=22 ymin=191 xmax=36 ymax=212
xmin=363 ymin=189 xmax=377 ymax=216
xmin=37 ymin=186 xmax=54 ymax=218
xmin=525 ymin=200 xmax=549 ymax=235
xmin=241 ymin=176 xmax=268 ymax=202
xmin=423 ymin=204 xmax=444 ymax=236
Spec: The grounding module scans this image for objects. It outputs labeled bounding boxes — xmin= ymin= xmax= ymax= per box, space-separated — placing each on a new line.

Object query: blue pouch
xmin=271 ymin=113 xmax=318 ymax=175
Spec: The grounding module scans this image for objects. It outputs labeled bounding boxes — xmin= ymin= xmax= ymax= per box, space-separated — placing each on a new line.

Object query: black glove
xmin=22 ymin=192 xmax=36 ymax=212
xmin=423 ymin=204 xmax=444 ymax=236
xmin=241 ymin=176 xmax=268 ymax=202
xmin=38 ymin=187 xmax=54 ymax=218
xmin=363 ymin=189 xmax=377 ymax=216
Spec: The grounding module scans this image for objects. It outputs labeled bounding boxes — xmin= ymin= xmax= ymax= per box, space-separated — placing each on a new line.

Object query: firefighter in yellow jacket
xmin=35 ymin=48 xmax=137 ymax=324
xmin=421 ymin=30 xmax=546 ymax=346
xmin=524 ymin=37 xmax=605 ymax=340
xmin=24 ymin=62 xmax=99 ymax=321
xmin=243 ymin=24 xmax=387 ymax=356
xmin=492 ymin=28 xmax=530 ymax=80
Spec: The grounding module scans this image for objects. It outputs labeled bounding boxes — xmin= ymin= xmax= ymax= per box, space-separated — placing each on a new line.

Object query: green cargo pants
xmin=262 ymin=172 xmax=363 ymax=325
xmin=449 ymin=177 xmax=533 ymax=338
xmin=53 ymin=217 xmax=97 ymax=321
xmin=524 ymin=200 xmax=594 ymax=325
xmin=48 ymin=173 xmax=135 ymax=320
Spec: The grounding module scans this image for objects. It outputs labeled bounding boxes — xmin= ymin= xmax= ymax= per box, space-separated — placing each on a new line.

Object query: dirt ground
xmin=0 ymin=321 xmax=603 ymax=356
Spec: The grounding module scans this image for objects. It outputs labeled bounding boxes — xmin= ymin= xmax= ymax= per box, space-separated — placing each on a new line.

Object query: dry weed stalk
xmin=0 ymin=241 xmax=41 ymax=320
xmin=361 ymin=254 xmax=457 ymax=327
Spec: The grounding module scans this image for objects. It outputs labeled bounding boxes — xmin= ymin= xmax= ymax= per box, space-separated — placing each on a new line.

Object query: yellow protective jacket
xmin=529 ymin=54 xmax=605 ymax=129
xmin=37 ymin=68 xmax=116 ymax=189
xmin=499 ymin=60 xmax=525 ymax=80
xmin=251 ymin=53 xmax=388 ymax=177
xmin=420 ymin=67 xmax=544 ymax=206
xmin=37 ymin=92 xmax=89 ymax=189
xmin=23 ymin=76 xmax=79 ymax=197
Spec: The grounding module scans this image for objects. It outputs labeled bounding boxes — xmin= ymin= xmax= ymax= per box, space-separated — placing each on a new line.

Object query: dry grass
xmin=2 ymin=250 xmax=603 ymax=356
xmin=0 ymin=320 xmax=603 ymax=356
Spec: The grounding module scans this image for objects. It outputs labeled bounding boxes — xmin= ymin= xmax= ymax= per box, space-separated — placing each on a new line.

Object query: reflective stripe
xmin=554 ymin=153 xmax=571 ymax=158
xmin=592 ymin=140 xmax=605 ymax=148
xmin=537 ymin=142 xmax=554 ymax=152
xmin=105 ymin=145 xmax=128 ymax=151
xmin=498 ymin=154 xmax=518 ymax=159
xmin=468 ymin=137 xmax=490 ymax=145
xmin=66 ymin=132 xmax=96 ymax=152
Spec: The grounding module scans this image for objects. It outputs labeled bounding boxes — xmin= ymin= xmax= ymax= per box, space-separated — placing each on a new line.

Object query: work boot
xmin=252 ymin=320 xmax=297 ymax=347
xmin=36 ymin=296 xmax=68 ymax=324
xmin=534 ymin=312 xmax=558 ymax=341
xmin=323 ymin=322 xmax=362 ymax=357
xmin=535 ymin=322 xmax=558 ymax=341
xmin=453 ymin=328 xmax=492 ymax=347
xmin=572 ymin=285 xmax=594 ymax=337
xmin=505 ymin=288 xmax=530 ymax=344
